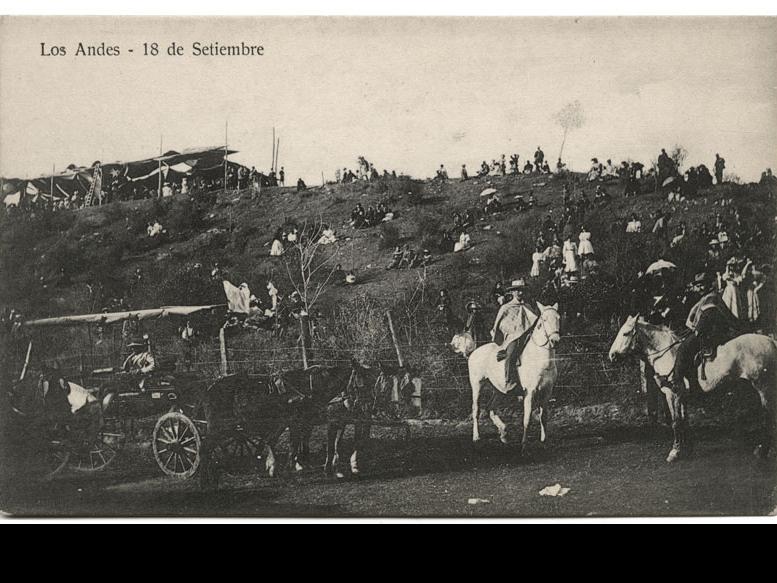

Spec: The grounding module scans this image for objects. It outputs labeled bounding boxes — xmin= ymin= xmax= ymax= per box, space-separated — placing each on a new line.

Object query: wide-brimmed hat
xmin=709 ymin=239 xmax=720 ymax=246
xmin=506 ymin=278 xmax=526 ymax=292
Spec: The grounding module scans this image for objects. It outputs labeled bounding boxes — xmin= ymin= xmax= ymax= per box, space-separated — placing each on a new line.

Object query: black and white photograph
xmin=0 ymin=8 xmax=776 ymax=521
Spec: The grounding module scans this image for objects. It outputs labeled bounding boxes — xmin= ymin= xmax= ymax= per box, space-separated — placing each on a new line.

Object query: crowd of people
xmin=349 ymin=201 xmax=396 ymax=229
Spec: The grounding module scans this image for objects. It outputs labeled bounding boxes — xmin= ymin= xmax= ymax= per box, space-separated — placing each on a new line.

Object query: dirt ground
xmin=1 ymin=419 xmax=775 ymax=518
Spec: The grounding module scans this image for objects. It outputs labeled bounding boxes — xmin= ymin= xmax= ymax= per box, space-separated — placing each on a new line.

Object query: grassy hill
xmin=2 ymin=170 xmax=775 ymax=417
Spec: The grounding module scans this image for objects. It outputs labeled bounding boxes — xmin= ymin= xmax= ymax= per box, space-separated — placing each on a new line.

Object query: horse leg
xmin=324 ymin=423 xmax=338 ymax=476
xmin=661 ymin=387 xmax=683 ymax=463
xmin=333 ymin=425 xmax=346 ymax=479
xmin=471 ymin=378 xmax=482 ymax=443
xmin=350 ymin=423 xmax=370 ymax=476
xmin=753 ymin=385 xmax=774 ymax=459
xmin=520 ymin=390 xmax=534 ymax=456
xmin=488 ymin=410 xmax=509 ymax=444
xmin=264 ymin=444 xmax=277 ymax=478
xmin=539 ymin=401 xmax=549 ymax=446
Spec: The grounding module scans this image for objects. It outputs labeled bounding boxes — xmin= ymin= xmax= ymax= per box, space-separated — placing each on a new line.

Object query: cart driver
xmin=122 ymin=336 xmax=157 ymax=375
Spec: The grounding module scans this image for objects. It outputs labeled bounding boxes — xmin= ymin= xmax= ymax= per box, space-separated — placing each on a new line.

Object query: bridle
xmin=532 ymin=306 xmax=560 ymax=349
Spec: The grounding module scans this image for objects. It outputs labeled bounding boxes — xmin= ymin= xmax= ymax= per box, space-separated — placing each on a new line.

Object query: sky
xmin=1 ymin=16 xmax=776 ymax=184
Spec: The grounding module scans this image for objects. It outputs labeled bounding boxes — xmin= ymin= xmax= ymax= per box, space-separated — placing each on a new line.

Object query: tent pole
xmin=51 ymin=164 xmax=55 ymax=210
xmin=158 ymin=134 xmax=163 ymax=198
xmin=224 ymin=121 xmax=229 ymax=191
xmin=275 ymin=138 xmax=280 ymax=174
xmin=272 ymin=127 xmax=275 ymax=173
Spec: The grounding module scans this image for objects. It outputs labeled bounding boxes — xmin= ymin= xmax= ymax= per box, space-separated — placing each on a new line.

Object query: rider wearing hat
xmin=673 ymin=273 xmax=742 ymax=395
xmin=122 ymin=336 xmax=156 ymax=375
xmin=491 ymin=279 xmax=538 ymax=393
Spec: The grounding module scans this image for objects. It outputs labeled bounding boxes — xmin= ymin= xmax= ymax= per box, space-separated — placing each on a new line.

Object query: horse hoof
xmin=666 ymin=448 xmax=680 ymax=463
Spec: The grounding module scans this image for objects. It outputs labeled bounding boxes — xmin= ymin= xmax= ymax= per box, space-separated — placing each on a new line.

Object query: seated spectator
xmin=436 ymin=165 xmax=449 ymax=180
xmin=439 ymin=229 xmax=455 ymax=253
xmin=387 ymin=246 xmax=403 ymax=270
xmin=454 ymin=231 xmax=472 ymax=253
xmin=587 ymin=158 xmax=603 ymax=182
xmin=147 ymin=220 xmax=164 ymax=238
xmin=555 ymin=158 xmax=567 ymax=174
xmin=420 ymin=249 xmax=433 ymax=267
xmin=523 ymin=160 xmax=534 ymax=174
xmin=594 ymin=185 xmax=610 ymax=206
xmin=626 ymin=214 xmax=642 ymax=233
xmin=318 ymin=227 xmax=337 ymax=245
xmin=161 ymin=182 xmax=173 ymax=197
xmin=603 ymin=159 xmax=618 ymax=179
xmin=296 ymin=178 xmax=307 ymax=192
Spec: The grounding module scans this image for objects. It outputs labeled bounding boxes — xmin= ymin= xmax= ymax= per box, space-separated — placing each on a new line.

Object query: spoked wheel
xmin=43 ymin=439 xmax=71 ymax=480
xmin=69 ymin=419 xmax=125 ymax=473
xmin=207 ymin=429 xmax=265 ymax=476
xmin=153 ymin=411 xmax=201 ymax=479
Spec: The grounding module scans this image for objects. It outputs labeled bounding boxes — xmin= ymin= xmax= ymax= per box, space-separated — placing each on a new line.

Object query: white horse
xmin=609 ymin=315 xmax=777 ymax=462
xmin=452 ymin=302 xmax=560 ymax=453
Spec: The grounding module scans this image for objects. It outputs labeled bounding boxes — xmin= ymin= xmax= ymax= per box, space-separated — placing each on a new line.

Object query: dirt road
xmin=2 ymin=420 xmax=775 ymax=518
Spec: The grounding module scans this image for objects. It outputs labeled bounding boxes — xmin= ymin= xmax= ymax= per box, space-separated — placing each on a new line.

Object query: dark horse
xmin=199 ymin=361 xmax=373 ymax=482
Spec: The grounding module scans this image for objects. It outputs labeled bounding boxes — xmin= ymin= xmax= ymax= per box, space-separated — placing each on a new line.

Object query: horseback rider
xmin=672 ymin=273 xmax=743 ymax=395
xmin=122 ymin=336 xmax=156 ymax=375
xmin=491 ymin=279 xmax=538 ymax=393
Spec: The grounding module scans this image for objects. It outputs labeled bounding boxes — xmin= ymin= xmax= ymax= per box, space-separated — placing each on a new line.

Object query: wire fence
xmin=33 ymin=331 xmax=640 ymax=411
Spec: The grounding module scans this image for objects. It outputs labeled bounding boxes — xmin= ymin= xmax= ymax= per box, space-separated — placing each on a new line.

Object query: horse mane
xmin=635 ymin=318 xmax=682 ymax=342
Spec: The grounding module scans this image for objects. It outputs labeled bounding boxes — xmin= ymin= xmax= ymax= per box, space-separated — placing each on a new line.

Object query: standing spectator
xmin=179 ymin=320 xmax=196 ymax=371
xmin=530 ymin=244 xmax=545 ymax=279
xmin=460 ymin=164 xmax=468 ymax=181
xmin=534 ymin=146 xmax=545 ymax=169
xmin=714 ymin=154 xmax=726 ymax=185
xmin=746 ymin=262 xmax=765 ymax=327
xmin=721 ymin=257 xmax=749 ymax=319
xmin=578 ymin=225 xmax=594 ymax=259
xmin=464 ymin=299 xmax=488 ymax=345
xmin=279 ymin=167 xmax=286 ymax=187
xmin=562 ymin=234 xmax=578 ymax=273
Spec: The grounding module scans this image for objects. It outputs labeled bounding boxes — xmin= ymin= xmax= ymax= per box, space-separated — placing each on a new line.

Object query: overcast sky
xmin=1 ymin=16 xmax=775 ymax=183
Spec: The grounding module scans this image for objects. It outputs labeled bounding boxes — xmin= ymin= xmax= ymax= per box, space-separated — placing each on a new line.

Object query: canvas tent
xmin=1 ymin=145 xmax=240 ymax=205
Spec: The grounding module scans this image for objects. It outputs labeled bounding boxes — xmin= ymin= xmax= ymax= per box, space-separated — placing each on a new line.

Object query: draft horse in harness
xmin=609 ymin=315 xmax=777 ymax=462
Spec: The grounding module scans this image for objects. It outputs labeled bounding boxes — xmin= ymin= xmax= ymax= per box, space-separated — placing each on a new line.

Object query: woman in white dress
xmin=454 ymin=231 xmax=472 ymax=253
xmin=530 ymin=245 xmax=545 ymax=278
xmin=562 ymin=235 xmax=578 ymax=273
xmin=578 ymin=226 xmax=594 ymax=259
xmin=721 ymin=257 xmax=749 ymax=319
xmin=745 ymin=262 xmax=764 ymax=325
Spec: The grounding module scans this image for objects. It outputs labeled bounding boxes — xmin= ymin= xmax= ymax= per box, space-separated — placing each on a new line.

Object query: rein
xmin=531 ymin=307 xmax=559 ymax=350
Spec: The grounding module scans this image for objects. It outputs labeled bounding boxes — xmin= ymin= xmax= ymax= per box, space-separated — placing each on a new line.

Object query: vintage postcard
xmin=0 ymin=15 xmax=776 ymax=520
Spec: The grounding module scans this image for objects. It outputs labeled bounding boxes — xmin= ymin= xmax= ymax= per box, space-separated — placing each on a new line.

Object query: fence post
xmin=219 ymin=324 xmax=228 ymax=376
xmin=299 ymin=314 xmax=309 ymax=369
xmin=386 ymin=310 xmax=405 ymax=368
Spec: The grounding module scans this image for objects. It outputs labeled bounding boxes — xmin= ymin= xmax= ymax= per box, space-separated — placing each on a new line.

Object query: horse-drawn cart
xmin=7 ymin=304 xmax=223 ymax=480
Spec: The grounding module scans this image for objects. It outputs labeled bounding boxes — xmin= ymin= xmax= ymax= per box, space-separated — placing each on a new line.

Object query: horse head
xmin=609 ymin=314 xmax=640 ymax=362
xmin=536 ymin=302 xmax=561 ymax=349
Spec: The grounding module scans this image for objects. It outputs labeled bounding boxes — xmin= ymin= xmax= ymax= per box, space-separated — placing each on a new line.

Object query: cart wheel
xmin=208 ymin=429 xmax=265 ymax=476
xmin=153 ymin=411 xmax=201 ymax=479
xmin=69 ymin=419 xmax=125 ymax=473
xmin=43 ymin=440 xmax=71 ymax=480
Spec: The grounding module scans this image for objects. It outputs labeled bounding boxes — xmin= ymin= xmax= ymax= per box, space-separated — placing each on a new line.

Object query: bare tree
xmin=282 ymin=216 xmax=341 ymax=318
xmin=554 ymin=101 xmax=586 ymax=162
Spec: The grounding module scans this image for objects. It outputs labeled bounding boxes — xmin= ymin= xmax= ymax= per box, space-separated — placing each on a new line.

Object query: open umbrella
xmin=479 ymin=188 xmax=497 ymax=197
xmin=646 ymin=259 xmax=677 ymax=275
